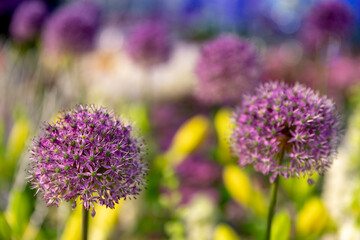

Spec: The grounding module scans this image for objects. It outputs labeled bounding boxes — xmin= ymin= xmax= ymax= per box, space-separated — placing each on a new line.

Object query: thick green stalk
xmin=265 ymin=147 xmax=285 ymax=240
xmin=82 ymin=205 xmax=89 ymax=240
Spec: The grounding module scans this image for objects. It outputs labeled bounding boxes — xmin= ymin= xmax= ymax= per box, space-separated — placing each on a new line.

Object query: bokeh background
xmin=0 ymin=0 xmax=360 ymax=239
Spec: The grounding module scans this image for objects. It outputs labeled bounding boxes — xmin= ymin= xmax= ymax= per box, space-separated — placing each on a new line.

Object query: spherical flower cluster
xmin=231 ymin=82 xmax=341 ymax=183
xmin=0 ymin=0 xmax=22 ymax=15
xmin=42 ymin=1 xmax=101 ymax=56
xmin=301 ymin=0 xmax=354 ymax=48
xmin=195 ymin=34 xmax=261 ymax=105
xmin=150 ymin=98 xmax=208 ymax=151
xmin=10 ymin=0 xmax=48 ymax=43
xmin=328 ymin=56 xmax=360 ymax=91
xmin=176 ymin=154 xmax=221 ymax=204
xmin=27 ymin=105 xmax=147 ymax=217
xmin=176 ymin=154 xmax=221 ymax=187
xmin=125 ymin=20 xmax=172 ymax=67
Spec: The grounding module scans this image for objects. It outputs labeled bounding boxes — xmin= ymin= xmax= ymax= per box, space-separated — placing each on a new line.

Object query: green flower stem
xmin=265 ymin=147 xmax=285 ymax=240
xmin=82 ymin=205 xmax=89 ymax=240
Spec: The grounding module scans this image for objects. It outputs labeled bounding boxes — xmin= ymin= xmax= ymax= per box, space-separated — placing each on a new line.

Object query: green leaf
xmin=0 ymin=212 xmax=14 ymax=240
xmin=6 ymin=189 xmax=34 ymax=238
xmin=280 ymin=174 xmax=318 ymax=208
xmin=118 ymin=103 xmax=150 ymax=134
xmin=271 ymin=210 xmax=291 ymax=240
xmin=6 ymin=117 xmax=31 ymax=161
xmin=0 ymin=120 xmax=4 ymax=157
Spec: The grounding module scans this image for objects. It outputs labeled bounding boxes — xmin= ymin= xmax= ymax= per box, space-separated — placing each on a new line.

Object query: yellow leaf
xmin=60 ymin=206 xmax=81 ymax=240
xmin=223 ymin=165 xmax=251 ymax=206
xmin=61 ymin=202 xmax=122 ymax=240
xmin=214 ymin=108 xmax=233 ymax=162
xmin=223 ymin=165 xmax=267 ymax=217
xmin=296 ymin=197 xmax=329 ymax=238
xmin=167 ymin=115 xmax=209 ymax=164
xmin=213 ymin=223 xmax=241 ymax=240
xmin=6 ymin=118 xmax=30 ymax=160
xmin=248 ymin=190 xmax=267 ymax=217
xmin=89 ymin=202 xmax=122 ymax=240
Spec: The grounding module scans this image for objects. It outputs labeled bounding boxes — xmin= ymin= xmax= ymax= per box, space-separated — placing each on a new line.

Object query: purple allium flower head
xmin=328 ymin=56 xmax=360 ymax=90
xmin=10 ymin=0 xmax=48 ymax=43
xmin=231 ymin=82 xmax=341 ymax=183
xmin=150 ymin=98 xmax=209 ymax=151
xmin=175 ymin=154 xmax=221 ymax=204
xmin=301 ymin=0 xmax=354 ymax=48
xmin=195 ymin=34 xmax=261 ymax=105
xmin=42 ymin=1 xmax=101 ymax=56
xmin=27 ymin=105 xmax=147 ymax=217
xmin=0 ymin=0 xmax=23 ymax=14
xmin=179 ymin=186 xmax=220 ymax=205
xmin=176 ymin=154 xmax=221 ymax=187
xmin=125 ymin=20 xmax=172 ymax=67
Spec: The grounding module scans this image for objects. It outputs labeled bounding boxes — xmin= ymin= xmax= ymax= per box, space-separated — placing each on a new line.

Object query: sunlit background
xmin=0 ymin=0 xmax=360 ymax=239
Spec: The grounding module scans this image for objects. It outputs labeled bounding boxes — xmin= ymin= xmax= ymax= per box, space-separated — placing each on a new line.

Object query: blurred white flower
xmin=322 ymin=103 xmax=360 ymax=240
xmin=180 ymin=195 xmax=217 ymax=240
xmin=150 ymin=42 xmax=198 ymax=101
xmin=339 ymin=219 xmax=360 ymax=240
xmin=80 ymin=26 xmax=198 ymax=103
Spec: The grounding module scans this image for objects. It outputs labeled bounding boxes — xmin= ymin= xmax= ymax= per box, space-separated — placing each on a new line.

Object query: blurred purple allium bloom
xmin=10 ymin=0 xmax=48 ymax=43
xmin=328 ymin=56 xmax=360 ymax=90
xmin=176 ymin=154 xmax=221 ymax=204
xmin=195 ymin=34 xmax=261 ymax=105
xmin=231 ymin=82 xmax=341 ymax=183
xmin=179 ymin=186 xmax=219 ymax=205
xmin=42 ymin=1 xmax=101 ymax=55
xmin=150 ymin=103 xmax=186 ymax=151
xmin=10 ymin=0 xmax=47 ymax=43
xmin=125 ymin=20 xmax=172 ymax=67
xmin=0 ymin=0 xmax=23 ymax=14
xmin=301 ymin=0 xmax=354 ymax=48
xmin=27 ymin=105 xmax=147 ymax=217
xmin=176 ymin=154 xmax=221 ymax=187
xmin=150 ymin=98 xmax=209 ymax=151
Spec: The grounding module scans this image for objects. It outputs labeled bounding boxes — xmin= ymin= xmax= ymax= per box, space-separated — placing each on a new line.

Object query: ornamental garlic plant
xmin=231 ymin=82 xmax=341 ymax=240
xmin=27 ymin=105 xmax=147 ymax=218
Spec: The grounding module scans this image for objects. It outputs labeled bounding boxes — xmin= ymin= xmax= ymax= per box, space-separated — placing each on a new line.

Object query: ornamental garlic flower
xmin=328 ymin=56 xmax=360 ymax=91
xmin=195 ymin=34 xmax=261 ymax=105
xmin=176 ymin=154 xmax=221 ymax=204
xmin=176 ymin=154 xmax=221 ymax=187
xmin=27 ymin=105 xmax=147 ymax=217
xmin=231 ymin=82 xmax=341 ymax=183
xmin=125 ymin=20 xmax=172 ymax=67
xmin=42 ymin=1 xmax=101 ymax=56
xmin=10 ymin=0 xmax=48 ymax=43
xmin=301 ymin=0 xmax=354 ymax=49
